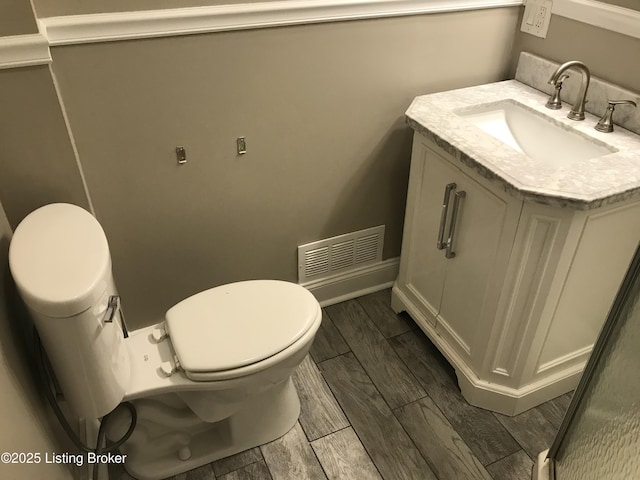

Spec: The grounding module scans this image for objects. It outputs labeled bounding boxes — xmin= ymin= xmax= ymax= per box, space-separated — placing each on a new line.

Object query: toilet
xmin=8 ymin=203 xmax=322 ymax=480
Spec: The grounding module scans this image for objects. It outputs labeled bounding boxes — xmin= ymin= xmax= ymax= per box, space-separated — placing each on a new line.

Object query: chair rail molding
xmin=39 ymin=0 xmax=522 ymax=46
xmin=0 ymin=31 xmax=51 ymax=69
xmin=553 ymin=0 xmax=640 ymax=40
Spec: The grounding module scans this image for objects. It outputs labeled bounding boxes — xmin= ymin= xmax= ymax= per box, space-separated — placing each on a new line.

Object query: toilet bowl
xmin=8 ymin=203 xmax=322 ymax=480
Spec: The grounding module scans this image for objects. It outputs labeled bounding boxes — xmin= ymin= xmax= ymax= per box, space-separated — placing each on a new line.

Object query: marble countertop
xmin=406 ymin=80 xmax=640 ymax=210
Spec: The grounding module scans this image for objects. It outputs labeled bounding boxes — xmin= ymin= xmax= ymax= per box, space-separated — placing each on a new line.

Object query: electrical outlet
xmin=521 ymin=0 xmax=553 ymax=38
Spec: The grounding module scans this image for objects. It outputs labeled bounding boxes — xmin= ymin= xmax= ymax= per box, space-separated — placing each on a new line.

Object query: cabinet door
xmin=400 ymin=141 xmax=455 ymax=324
xmin=435 ymin=152 xmax=521 ymax=364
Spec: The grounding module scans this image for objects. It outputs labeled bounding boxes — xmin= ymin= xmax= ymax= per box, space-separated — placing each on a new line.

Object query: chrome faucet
xmin=547 ymin=61 xmax=591 ymax=121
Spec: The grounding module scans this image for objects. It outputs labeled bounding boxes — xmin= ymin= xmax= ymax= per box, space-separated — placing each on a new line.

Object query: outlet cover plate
xmin=521 ymin=0 xmax=553 ymax=38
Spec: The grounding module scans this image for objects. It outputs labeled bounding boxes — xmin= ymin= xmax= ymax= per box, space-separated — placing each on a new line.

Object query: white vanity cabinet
xmin=392 ymin=132 xmax=640 ymax=415
xmin=397 ymin=134 xmax=521 ymax=364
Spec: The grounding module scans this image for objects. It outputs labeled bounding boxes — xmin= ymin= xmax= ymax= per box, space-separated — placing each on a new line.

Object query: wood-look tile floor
xmin=111 ymin=289 xmax=572 ymax=480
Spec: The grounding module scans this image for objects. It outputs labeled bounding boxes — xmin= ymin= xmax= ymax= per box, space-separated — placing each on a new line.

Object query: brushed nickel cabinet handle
xmin=445 ymin=190 xmax=465 ymax=259
xmin=437 ymin=183 xmax=456 ymax=250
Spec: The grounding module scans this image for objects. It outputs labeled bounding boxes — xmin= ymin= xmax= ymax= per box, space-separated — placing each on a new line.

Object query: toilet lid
xmin=165 ymin=280 xmax=320 ymax=373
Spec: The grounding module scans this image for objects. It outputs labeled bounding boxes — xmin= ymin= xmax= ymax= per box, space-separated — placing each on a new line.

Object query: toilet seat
xmin=165 ymin=280 xmax=320 ymax=379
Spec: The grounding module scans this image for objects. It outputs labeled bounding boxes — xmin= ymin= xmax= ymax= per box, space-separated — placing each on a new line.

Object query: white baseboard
xmin=456 ymin=366 xmax=582 ymax=416
xmin=303 ymin=257 xmax=399 ymax=307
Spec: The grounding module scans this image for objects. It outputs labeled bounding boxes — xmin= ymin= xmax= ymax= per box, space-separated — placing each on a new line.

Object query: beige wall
xmin=0 ymin=0 xmax=37 ymax=36
xmin=511 ymin=13 xmax=640 ymax=93
xmin=50 ymin=8 xmax=518 ymax=328
xmin=0 ymin=203 xmax=72 ymax=480
xmin=0 ymin=0 xmax=90 ymax=230
xmin=0 ymin=65 xmax=91 ymax=228
xmin=6 ymin=3 xmax=638 ymax=332
xmin=0 ymin=0 xmax=89 ymax=228
xmin=598 ymin=0 xmax=640 ymax=11
xmin=0 ymin=3 xmax=80 ymax=476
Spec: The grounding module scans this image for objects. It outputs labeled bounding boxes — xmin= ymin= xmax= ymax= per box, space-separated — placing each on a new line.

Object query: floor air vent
xmin=298 ymin=225 xmax=385 ymax=283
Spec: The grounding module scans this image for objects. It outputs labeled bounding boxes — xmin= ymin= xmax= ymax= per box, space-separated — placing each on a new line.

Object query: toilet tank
xmin=9 ymin=203 xmax=131 ymax=419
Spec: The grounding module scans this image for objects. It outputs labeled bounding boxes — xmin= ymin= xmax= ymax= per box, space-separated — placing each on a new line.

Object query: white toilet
xmin=9 ymin=203 xmax=322 ymax=480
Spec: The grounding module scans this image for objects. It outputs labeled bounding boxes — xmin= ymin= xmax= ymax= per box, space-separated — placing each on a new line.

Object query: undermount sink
xmin=457 ymin=100 xmax=617 ymax=166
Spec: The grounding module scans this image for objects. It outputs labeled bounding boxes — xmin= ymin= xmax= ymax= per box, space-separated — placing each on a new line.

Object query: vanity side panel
xmin=536 ymin=200 xmax=640 ymax=373
xmin=485 ymin=204 xmax=572 ymax=386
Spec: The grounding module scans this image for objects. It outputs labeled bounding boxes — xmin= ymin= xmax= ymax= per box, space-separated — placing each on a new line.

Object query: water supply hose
xmin=34 ymin=329 xmax=137 ymax=480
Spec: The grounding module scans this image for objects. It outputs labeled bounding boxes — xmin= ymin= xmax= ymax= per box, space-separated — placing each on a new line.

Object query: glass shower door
xmin=537 ymin=244 xmax=640 ymax=479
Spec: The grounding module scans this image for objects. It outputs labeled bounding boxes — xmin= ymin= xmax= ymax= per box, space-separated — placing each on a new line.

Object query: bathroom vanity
xmin=392 ymin=53 xmax=640 ymax=415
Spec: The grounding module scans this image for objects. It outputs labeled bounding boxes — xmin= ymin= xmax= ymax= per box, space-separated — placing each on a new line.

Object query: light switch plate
xmin=521 ymin=0 xmax=553 ymax=38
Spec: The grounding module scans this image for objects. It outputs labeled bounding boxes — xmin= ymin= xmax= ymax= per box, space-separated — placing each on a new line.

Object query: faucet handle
xmin=608 ymin=99 xmax=637 ymax=107
xmin=595 ymin=99 xmax=637 ymax=133
xmin=545 ymin=74 xmax=570 ymax=110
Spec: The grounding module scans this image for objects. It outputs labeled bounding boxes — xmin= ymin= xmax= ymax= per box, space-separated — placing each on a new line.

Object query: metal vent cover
xmin=298 ymin=225 xmax=385 ymax=283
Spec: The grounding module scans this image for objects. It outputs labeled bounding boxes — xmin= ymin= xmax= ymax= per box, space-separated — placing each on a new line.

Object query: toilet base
xmin=123 ymin=377 xmax=300 ymax=480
